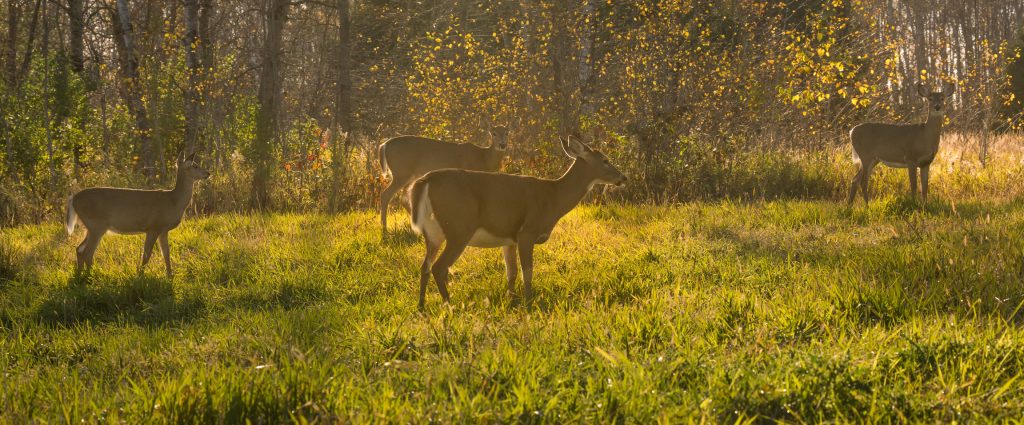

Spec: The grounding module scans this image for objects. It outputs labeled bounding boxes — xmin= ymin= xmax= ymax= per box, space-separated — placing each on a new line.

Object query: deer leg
xmin=859 ymin=161 xmax=876 ymax=204
xmin=158 ymin=232 xmax=172 ymax=278
xmin=908 ymin=167 xmax=919 ymax=200
xmin=518 ymin=242 xmax=535 ymax=301
xmin=920 ymin=165 xmax=930 ymax=201
xmin=81 ymin=228 xmax=106 ymax=272
xmin=846 ymin=165 xmax=864 ymax=206
xmin=379 ymin=176 xmax=406 ymax=238
xmin=139 ymin=232 xmax=159 ymax=275
xmin=503 ymin=245 xmax=518 ymax=294
xmin=418 ymin=237 xmax=441 ymax=310
xmin=430 ymin=235 xmax=470 ymax=305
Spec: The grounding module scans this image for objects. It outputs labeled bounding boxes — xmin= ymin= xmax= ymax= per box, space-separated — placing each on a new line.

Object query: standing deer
xmin=378 ymin=125 xmax=509 ymax=238
xmin=409 ymin=137 xmax=626 ymax=309
xmin=847 ymin=82 xmax=952 ymax=205
xmin=66 ymin=152 xmax=210 ymax=277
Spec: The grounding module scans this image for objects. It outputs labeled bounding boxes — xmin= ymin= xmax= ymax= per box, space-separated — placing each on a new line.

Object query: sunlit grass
xmin=3 ymin=192 xmax=1024 ymax=421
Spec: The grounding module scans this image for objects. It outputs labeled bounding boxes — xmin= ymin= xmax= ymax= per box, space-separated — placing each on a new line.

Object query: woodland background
xmin=2 ymin=0 xmax=1024 ymax=226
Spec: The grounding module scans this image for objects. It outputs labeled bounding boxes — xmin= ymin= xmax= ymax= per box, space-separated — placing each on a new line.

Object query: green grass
xmin=3 ymin=194 xmax=1024 ymax=422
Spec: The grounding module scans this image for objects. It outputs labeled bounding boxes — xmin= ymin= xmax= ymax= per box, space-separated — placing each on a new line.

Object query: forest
xmin=5 ymin=0 xmax=1024 ymax=422
xmin=0 ymin=0 xmax=1022 ymax=224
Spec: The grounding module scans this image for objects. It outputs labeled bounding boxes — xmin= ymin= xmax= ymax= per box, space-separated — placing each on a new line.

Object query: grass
xmin=3 ymin=188 xmax=1024 ymax=422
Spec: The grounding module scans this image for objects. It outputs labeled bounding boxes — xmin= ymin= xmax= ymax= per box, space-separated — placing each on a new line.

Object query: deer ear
xmin=176 ymin=151 xmax=185 ymax=164
xmin=916 ymin=82 xmax=929 ymax=98
xmin=562 ymin=136 xmax=588 ymax=158
xmin=944 ymin=83 xmax=955 ymax=98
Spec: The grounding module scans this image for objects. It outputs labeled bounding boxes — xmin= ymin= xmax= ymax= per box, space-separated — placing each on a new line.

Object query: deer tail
xmin=410 ymin=177 xmax=430 ymax=235
xmin=378 ymin=142 xmax=391 ymax=178
xmin=65 ymin=195 xmax=78 ymax=235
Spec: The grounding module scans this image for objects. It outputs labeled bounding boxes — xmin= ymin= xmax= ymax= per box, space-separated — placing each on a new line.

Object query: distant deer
xmin=847 ymin=82 xmax=952 ymax=205
xmin=66 ymin=152 xmax=210 ymax=277
xmin=409 ymin=137 xmax=626 ymax=309
xmin=378 ymin=124 xmax=510 ymax=238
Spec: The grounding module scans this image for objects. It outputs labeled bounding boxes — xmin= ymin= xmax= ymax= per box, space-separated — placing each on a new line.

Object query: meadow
xmin=4 ymin=139 xmax=1024 ymax=423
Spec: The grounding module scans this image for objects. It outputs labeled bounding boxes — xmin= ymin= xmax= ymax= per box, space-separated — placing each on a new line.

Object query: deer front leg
xmin=908 ymin=166 xmax=919 ymax=200
xmin=158 ymin=232 xmax=172 ymax=278
xmin=139 ymin=232 xmax=159 ymax=275
xmin=517 ymin=241 xmax=535 ymax=302
xmin=920 ymin=165 xmax=930 ymax=201
xmin=503 ymin=245 xmax=518 ymax=294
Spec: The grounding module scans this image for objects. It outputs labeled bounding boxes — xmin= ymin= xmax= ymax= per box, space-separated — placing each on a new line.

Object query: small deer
xmin=409 ymin=137 xmax=626 ymax=309
xmin=378 ymin=125 xmax=509 ymax=238
xmin=66 ymin=152 xmax=210 ymax=277
xmin=847 ymin=82 xmax=952 ymax=205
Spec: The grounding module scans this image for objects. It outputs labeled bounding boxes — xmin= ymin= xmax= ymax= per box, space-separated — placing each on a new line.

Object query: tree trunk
xmin=251 ymin=0 xmax=289 ymax=209
xmin=112 ymin=0 xmax=156 ymax=181
xmin=15 ymin=0 xmax=41 ymax=89
xmin=3 ymin=0 xmax=18 ymax=88
xmin=183 ymin=0 xmax=200 ymax=154
xmin=68 ymin=0 xmax=84 ymax=74
xmin=329 ymin=0 xmax=353 ymax=212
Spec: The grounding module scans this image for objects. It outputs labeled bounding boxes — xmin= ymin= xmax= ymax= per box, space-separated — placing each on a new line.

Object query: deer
xmin=65 ymin=151 xmax=211 ymax=277
xmin=408 ymin=136 xmax=626 ymax=310
xmin=378 ymin=124 xmax=510 ymax=238
xmin=847 ymin=82 xmax=952 ymax=206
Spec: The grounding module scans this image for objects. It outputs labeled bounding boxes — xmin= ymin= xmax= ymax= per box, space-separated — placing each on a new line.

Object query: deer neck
xmin=925 ymin=109 xmax=944 ymax=148
xmin=171 ymin=171 xmax=196 ymax=210
xmin=484 ymin=146 xmax=505 ymax=168
xmin=550 ymin=160 xmax=597 ymax=217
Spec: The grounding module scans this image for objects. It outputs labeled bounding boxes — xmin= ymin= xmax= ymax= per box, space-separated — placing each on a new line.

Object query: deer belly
xmin=109 ymin=227 xmax=145 ymax=235
xmin=881 ymin=160 xmax=910 ymax=168
xmin=468 ymin=229 xmax=514 ymax=248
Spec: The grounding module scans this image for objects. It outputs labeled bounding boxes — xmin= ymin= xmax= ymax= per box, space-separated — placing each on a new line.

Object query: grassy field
xmin=3 ymin=184 xmax=1024 ymax=422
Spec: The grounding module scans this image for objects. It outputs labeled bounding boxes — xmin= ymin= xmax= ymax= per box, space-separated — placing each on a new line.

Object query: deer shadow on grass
xmin=35 ymin=275 xmax=206 ymax=327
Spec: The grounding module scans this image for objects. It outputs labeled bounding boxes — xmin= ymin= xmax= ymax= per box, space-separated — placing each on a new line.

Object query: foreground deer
xmin=66 ymin=152 xmax=210 ymax=277
xmin=378 ymin=125 xmax=509 ymax=238
xmin=409 ymin=137 xmax=626 ymax=309
xmin=847 ymin=82 xmax=952 ymax=205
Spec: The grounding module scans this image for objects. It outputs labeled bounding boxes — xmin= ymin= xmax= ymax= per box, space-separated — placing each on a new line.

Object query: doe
xmin=378 ymin=124 xmax=509 ymax=238
xmin=66 ymin=152 xmax=210 ymax=277
xmin=847 ymin=82 xmax=952 ymax=205
xmin=409 ymin=137 xmax=626 ymax=309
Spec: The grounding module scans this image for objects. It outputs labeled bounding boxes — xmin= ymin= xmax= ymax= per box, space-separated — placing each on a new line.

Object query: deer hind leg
xmin=139 ymin=232 xmax=159 ymax=275
xmin=418 ymin=237 xmax=441 ymax=310
xmin=908 ymin=167 xmax=919 ymax=200
xmin=847 ymin=165 xmax=864 ymax=206
xmin=430 ymin=234 xmax=470 ymax=305
xmin=379 ymin=174 xmax=408 ymax=238
xmin=503 ymin=245 xmax=518 ymax=294
xmin=79 ymin=228 xmax=106 ymax=273
xmin=859 ymin=161 xmax=877 ymax=204
xmin=158 ymin=232 xmax=172 ymax=278
xmin=920 ymin=165 xmax=930 ymax=201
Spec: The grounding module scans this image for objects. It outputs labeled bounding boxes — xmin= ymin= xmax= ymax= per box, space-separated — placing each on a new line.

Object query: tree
xmin=111 ymin=0 xmax=156 ymax=180
xmin=251 ymin=0 xmax=289 ymax=209
xmin=329 ymin=0 xmax=353 ymax=212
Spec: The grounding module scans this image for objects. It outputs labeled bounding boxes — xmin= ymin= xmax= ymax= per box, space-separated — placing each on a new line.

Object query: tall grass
xmin=3 ymin=184 xmax=1024 ymax=421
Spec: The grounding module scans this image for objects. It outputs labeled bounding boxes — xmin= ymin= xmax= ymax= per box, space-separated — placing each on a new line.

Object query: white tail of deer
xmin=378 ymin=124 xmax=509 ymax=238
xmin=66 ymin=152 xmax=210 ymax=277
xmin=408 ymin=137 xmax=626 ymax=309
xmin=847 ymin=82 xmax=952 ymax=205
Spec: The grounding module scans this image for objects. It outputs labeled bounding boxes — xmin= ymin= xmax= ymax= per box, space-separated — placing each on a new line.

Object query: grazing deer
xmin=847 ymin=82 xmax=952 ymax=205
xmin=409 ymin=137 xmax=626 ymax=309
xmin=378 ymin=125 xmax=509 ymax=238
xmin=66 ymin=152 xmax=210 ymax=277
